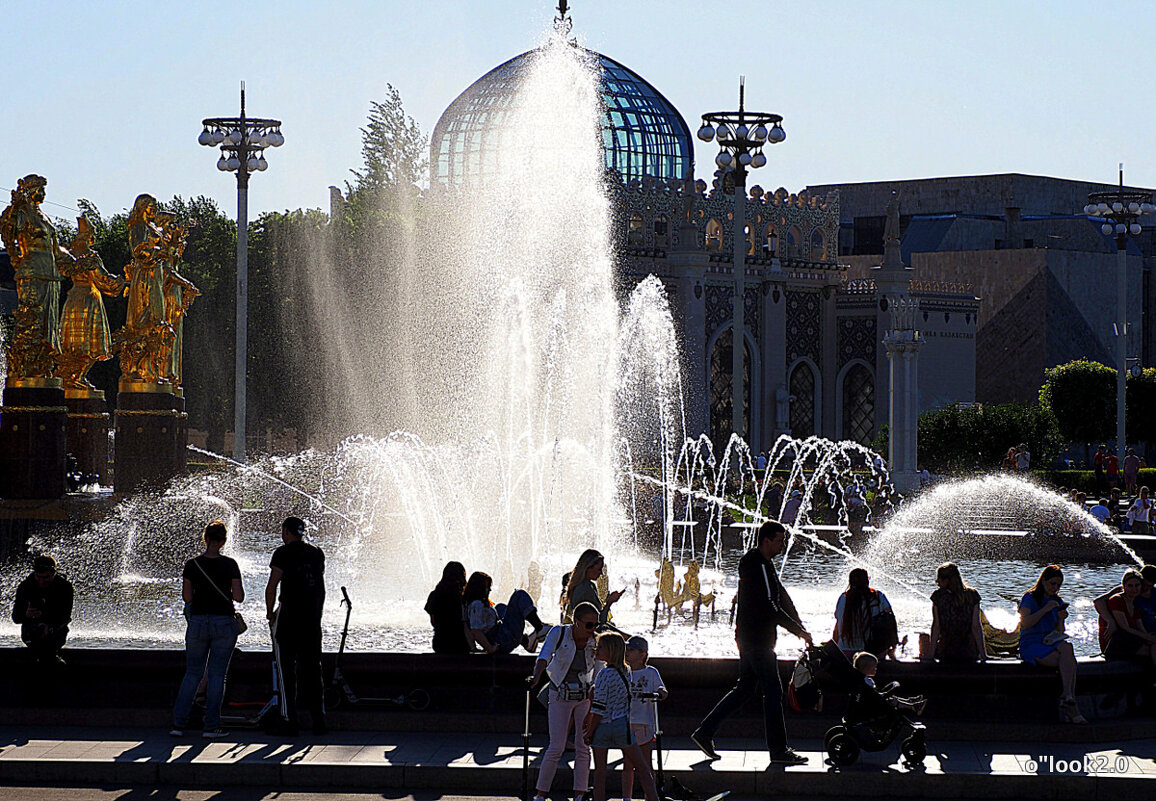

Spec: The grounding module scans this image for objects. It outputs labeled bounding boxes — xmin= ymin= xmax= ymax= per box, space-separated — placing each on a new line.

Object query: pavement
xmin=0 ymin=726 xmax=1153 ymax=799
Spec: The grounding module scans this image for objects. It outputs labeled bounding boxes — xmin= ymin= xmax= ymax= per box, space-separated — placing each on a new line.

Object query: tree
xmin=1126 ymin=367 xmax=1156 ymax=446
xmin=348 ymin=84 xmax=428 ymax=197
xmin=1039 ymin=360 xmax=1116 ymax=446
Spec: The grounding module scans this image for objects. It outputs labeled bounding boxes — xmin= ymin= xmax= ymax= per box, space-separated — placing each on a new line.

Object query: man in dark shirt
xmin=691 ymin=520 xmax=812 ymax=766
xmin=265 ymin=516 xmax=326 ymax=735
xmin=11 ymin=555 xmax=74 ymax=665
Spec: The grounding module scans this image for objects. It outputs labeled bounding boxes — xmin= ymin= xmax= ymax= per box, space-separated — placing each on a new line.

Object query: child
xmin=583 ymin=632 xmax=660 ymax=801
xmin=623 ymin=636 xmax=667 ymax=801
xmin=852 ymin=652 xmax=926 ymax=714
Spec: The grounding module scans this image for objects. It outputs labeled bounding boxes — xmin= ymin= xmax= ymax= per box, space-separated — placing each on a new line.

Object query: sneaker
xmin=202 ymin=728 xmax=228 ymax=739
xmin=690 ymin=729 xmax=720 ymax=760
xmin=168 ymin=728 xmax=184 ymax=737
xmin=770 ymin=748 xmax=808 ymax=766
xmin=527 ymin=624 xmax=552 ymax=652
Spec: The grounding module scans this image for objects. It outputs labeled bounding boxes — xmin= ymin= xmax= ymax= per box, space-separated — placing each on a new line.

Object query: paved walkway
xmin=1 ymin=726 xmax=1153 ymax=798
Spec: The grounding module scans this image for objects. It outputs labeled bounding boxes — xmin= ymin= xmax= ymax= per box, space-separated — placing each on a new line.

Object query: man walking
xmin=691 ymin=520 xmax=812 ymax=766
xmin=11 ymin=555 xmax=74 ymax=665
xmin=266 ymin=516 xmax=326 ymax=735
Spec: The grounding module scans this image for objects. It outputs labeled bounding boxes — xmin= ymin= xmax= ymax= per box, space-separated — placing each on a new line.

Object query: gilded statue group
xmin=0 ymin=175 xmax=199 ymax=392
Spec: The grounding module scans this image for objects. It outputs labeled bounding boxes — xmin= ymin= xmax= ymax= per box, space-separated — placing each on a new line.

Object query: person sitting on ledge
xmin=464 ymin=571 xmax=551 ymax=654
xmin=929 ymin=562 xmax=985 ymax=663
xmin=833 ymin=568 xmax=893 ymax=657
xmin=1018 ymin=565 xmax=1085 ymax=724
xmin=1095 ymin=567 xmax=1156 ymax=668
xmin=425 ymin=561 xmax=469 ymax=654
xmin=11 ymin=555 xmax=74 ymax=666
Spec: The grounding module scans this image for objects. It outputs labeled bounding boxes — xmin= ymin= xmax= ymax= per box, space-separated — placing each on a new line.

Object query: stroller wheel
xmin=323 ymin=686 xmax=343 ymax=710
xmin=826 ymin=730 xmax=860 ymax=767
xmin=901 ymin=735 xmax=926 ymax=766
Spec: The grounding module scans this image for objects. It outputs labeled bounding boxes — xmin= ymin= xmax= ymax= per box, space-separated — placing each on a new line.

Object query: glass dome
xmin=431 ymin=48 xmax=693 ymax=188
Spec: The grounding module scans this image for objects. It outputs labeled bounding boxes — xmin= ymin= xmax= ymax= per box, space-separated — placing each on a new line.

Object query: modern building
xmin=808 ymin=174 xmax=1156 ymax=403
xmin=428 ymin=43 xmax=980 ymax=453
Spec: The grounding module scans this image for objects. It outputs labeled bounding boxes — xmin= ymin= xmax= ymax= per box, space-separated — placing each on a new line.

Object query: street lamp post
xmin=198 ymin=82 xmax=284 ymax=463
xmin=697 ymin=79 xmax=785 ymax=447
xmin=1084 ymin=168 xmax=1154 ymax=459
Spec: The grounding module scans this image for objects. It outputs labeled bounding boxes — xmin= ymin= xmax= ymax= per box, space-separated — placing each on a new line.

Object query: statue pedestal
xmin=0 ymin=381 xmax=68 ymax=500
xmin=174 ymin=391 xmax=188 ymax=476
xmin=66 ymin=390 xmax=111 ymax=486
xmin=114 ymin=382 xmax=180 ymax=493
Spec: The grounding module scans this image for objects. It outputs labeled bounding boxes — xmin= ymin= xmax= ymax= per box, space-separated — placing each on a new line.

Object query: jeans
xmin=697 ymin=638 xmax=788 ymax=754
xmin=21 ymin=623 xmax=68 ymax=660
xmin=275 ymin=617 xmax=324 ymax=725
xmin=493 ymin=589 xmax=537 ymax=654
xmin=173 ymin=615 xmax=238 ymax=729
xmin=536 ymin=692 xmax=591 ymax=793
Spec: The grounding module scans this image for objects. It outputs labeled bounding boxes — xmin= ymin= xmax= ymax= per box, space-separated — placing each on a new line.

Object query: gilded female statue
xmin=57 ymin=216 xmax=125 ymax=390
xmin=118 ymin=193 xmax=170 ymax=382
xmin=0 ymin=174 xmax=74 ymax=380
xmin=156 ymin=211 xmax=200 ymax=387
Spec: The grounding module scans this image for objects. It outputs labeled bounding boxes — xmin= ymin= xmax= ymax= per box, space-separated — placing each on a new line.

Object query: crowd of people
xmin=9 ymin=506 xmax=1156 ymax=789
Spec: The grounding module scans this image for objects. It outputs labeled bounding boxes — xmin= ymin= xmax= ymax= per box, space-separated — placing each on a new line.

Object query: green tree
xmin=348 ymin=84 xmax=428 ymax=197
xmin=1126 ymin=367 xmax=1156 ymax=446
xmin=1039 ymin=359 xmax=1116 ymax=445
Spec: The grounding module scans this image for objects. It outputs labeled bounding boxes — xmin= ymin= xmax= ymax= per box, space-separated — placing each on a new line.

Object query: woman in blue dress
xmin=1018 ymin=565 xmax=1085 ymax=723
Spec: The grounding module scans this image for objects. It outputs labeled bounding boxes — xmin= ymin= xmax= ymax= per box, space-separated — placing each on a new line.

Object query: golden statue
xmin=0 ymin=175 xmax=74 ymax=381
xmin=56 ymin=217 xmax=124 ymax=391
xmin=116 ymin=194 xmax=172 ymax=383
xmin=155 ymin=211 xmax=199 ymax=387
xmin=656 ymin=557 xmax=677 ymax=611
xmin=672 ymin=560 xmax=715 ymax=614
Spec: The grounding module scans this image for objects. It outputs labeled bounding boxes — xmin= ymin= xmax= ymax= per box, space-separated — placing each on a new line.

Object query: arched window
xmin=628 ymin=213 xmax=644 ymax=246
xmin=786 ymin=226 xmax=803 ymax=259
xmin=709 ymin=328 xmax=751 ymax=454
xmin=705 ymin=218 xmax=723 ymax=251
xmin=789 ymin=362 xmax=815 ymax=438
xmin=810 ymin=228 xmax=827 ymax=261
xmin=841 ymin=364 xmax=874 ymax=445
xmin=654 ymin=214 xmax=669 ymax=248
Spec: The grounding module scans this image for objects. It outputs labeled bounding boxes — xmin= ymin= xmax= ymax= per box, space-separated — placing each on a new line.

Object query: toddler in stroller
xmin=797 ymin=642 xmax=927 ymax=767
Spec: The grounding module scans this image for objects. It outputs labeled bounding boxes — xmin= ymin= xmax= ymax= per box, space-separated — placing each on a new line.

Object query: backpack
xmin=787 ymin=649 xmax=823 ymax=712
xmin=864 ymin=591 xmax=899 ymax=657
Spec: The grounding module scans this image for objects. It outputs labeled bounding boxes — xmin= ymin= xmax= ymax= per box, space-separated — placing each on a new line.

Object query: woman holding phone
xmin=1018 ymin=565 xmax=1084 ymax=723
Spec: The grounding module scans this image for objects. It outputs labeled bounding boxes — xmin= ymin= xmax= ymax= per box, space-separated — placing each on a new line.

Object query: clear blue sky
xmin=4 ymin=0 xmax=1154 ymax=221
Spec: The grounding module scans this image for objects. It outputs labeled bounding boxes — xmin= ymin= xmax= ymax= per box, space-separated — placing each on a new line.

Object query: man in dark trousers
xmin=265 ymin=516 xmax=326 ymax=735
xmin=691 ymin=520 xmax=812 ymax=766
xmin=11 ymin=555 xmax=74 ymax=665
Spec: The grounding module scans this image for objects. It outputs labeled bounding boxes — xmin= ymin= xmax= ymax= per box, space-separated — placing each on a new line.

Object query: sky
xmin=4 ymin=0 xmax=1155 ymax=222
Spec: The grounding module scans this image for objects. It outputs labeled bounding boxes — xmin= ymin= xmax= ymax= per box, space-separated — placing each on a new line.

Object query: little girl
xmin=583 ymin=632 xmax=660 ymax=801
xmin=623 ymin=636 xmax=667 ymax=801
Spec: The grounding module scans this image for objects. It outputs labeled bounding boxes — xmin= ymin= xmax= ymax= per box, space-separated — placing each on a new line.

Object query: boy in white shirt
xmin=623 ymin=636 xmax=667 ymax=801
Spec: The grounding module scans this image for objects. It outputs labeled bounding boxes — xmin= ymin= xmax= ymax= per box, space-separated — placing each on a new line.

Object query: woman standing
xmin=833 ymin=568 xmax=893 ymax=656
xmin=1127 ymin=486 xmax=1153 ymax=535
xmin=1018 ymin=565 xmax=1084 ymax=723
xmin=529 ymin=602 xmax=601 ymax=801
xmin=171 ymin=521 xmax=245 ymax=738
xmin=425 ymin=561 xmax=469 ymax=654
xmin=564 ymin=550 xmax=623 ymax=625
xmin=929 ymin=563 xmax=985 ymax=662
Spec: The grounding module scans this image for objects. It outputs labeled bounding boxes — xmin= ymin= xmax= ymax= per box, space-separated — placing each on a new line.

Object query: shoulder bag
xmin=192 ymin=557 xmax=247 ymax=634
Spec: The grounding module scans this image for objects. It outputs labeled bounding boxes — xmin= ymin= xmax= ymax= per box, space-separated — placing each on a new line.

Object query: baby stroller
xmin=799 ymin=641 xmax=927 ymax=767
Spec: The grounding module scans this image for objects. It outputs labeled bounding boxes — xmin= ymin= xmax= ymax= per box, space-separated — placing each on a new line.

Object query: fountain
xmin=0 ymin=24 xmax=1143 ymax=664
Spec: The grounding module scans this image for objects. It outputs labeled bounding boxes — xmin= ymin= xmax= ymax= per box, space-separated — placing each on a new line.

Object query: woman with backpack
xmin=833 ymin=568 xmax=896 ymax=658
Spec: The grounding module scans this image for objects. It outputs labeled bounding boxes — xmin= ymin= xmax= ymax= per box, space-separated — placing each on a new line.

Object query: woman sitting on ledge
xmin=465 ymin=572 xmax=551 ymax=655
xmin=1018 ymin=565 xmax=1085 ymax=724
xmin=1098 ymin=568 xmax=1156 ymax=668
xmin=929 ymin=562 xmax=985 ymax=663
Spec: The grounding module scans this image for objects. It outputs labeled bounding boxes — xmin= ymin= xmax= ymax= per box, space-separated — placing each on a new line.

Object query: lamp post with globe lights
xmin=698 ymin=79 xmax=785 ymax=447
xmin=1083 ymin=168 xmax=1155 ymax=458
xmin=198 ymin=82 xmax=284 ymax=463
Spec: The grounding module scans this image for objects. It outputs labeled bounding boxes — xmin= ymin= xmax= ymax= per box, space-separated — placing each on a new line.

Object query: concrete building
xmin=808 ymin=174 xmax=1156 ymax=403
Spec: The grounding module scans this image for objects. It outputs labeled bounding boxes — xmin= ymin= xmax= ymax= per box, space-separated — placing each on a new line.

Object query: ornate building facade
xmin=430 ymin=43 xmax=980 ymax=452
